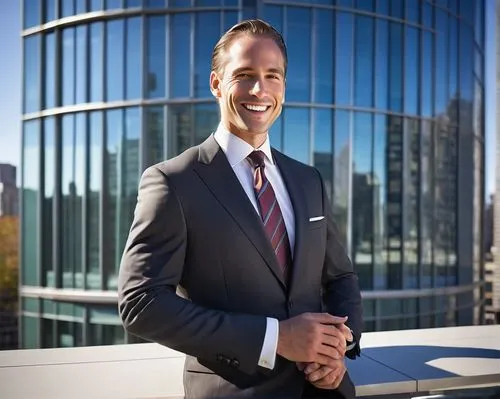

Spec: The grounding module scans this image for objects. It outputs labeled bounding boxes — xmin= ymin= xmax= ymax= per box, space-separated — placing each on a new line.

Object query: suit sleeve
xmin=117 ymin=165 xmax=267 ymax=375
xmin=315 ymin=169 xmax=363 ymax=359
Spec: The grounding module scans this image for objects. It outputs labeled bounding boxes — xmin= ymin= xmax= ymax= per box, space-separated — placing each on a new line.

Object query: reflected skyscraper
xmin=19 ymin=0 xmax=486 ymax=348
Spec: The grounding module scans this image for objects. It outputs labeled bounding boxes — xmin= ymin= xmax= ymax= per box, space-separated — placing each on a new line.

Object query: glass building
xmin=20 ymin=0 xmax=485 ymax=349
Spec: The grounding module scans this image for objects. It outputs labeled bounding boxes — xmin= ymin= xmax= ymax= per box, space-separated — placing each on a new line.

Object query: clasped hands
xmin=277 ymin=313 xmax=353 ymax=390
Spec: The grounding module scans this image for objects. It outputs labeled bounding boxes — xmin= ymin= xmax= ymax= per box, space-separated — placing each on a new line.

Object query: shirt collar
xmin=213 ymin=123 xmax=274 ymax=167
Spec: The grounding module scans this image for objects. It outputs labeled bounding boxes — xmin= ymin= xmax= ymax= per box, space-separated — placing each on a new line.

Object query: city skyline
xmin=0 ymin=1 xmax=498 ymax=197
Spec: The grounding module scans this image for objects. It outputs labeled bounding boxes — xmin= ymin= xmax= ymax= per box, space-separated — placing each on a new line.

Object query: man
xmin=118 ymin=19 xmax=363 ymax=398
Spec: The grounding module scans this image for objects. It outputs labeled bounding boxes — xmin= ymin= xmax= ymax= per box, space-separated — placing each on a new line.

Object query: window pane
xmin=24 ymin=36 xmax=40 ymax=114
xmin=43 ymin=117 xmax=55 ymax=287
xmin=42 ymin=319 xmax=54 ymax=348
xmin=420 ymin=120 xmax=433 ymax=288
xmin=459 ymin=25 xmax=473 ymax=102
xmin=375 ymin=19 xmax=388 ymax=110
xmin=422 ymin=0 xmax=432 ymax=27
xmin=354 ymin=16 xmax=374 ymax=108
xmin=475 ymin=0 xmax=484 ymax=48
xmin=22 ymin=121 xmax=40 ymax=286
xmin=406 ymin=0 xmax=419 ymax=22
xmin=58 ymin=320 xmax=83 ymax=347
xmin=144 ymin=0 xmax=166 ymax=6
xmin=106 ymin=20 xmax=125 ymax=101
xmin=145 ymin=106 xmax=165 ymax=166
xmin=263 ymin=5 xmax=282 ymax=35
xmin=120 ymin=108 xmax=140 ymax=262
xmin=352 ymin=112 xmax=373 ymax=290
xmin=421 ymin=31 xmax=433 ymax=117
xmin=44 ymin=0 xmax=56 ymax=23
xmin=76 ymin=26 xmax=88 ymax=104
xmin=62 ymin=115 xmax=84 ymax=288
xmin=105 ymin=110 xmax=122 ymax=290
xmin=146 ymin=16 xmax=166 ymax=99
xmin=286 ymin=7 xmax=311 ymax=102
xmin=315 ymin=9 xmax=334 ymax=104
xmin=313 ymin=110 xmax=333 ymax=200
xmin=386 ymin=115 xmax=403 ymax=289
xmin=269 ymin=114 xmax=282 ymax=151
xmin=90 ymin=0 xmax=102 ymax=11
xmin=223 ymin=11 xmax=239 ymax=32
xmin=403 ymin=118 xmax=419 ymax=288
xmin=194 ymin=13 xmax=220 ymax=98
xmin=171 ymin=14 xmax=190 ymax=98
xmin=75 ymin=114 xmax=86 ymax=288
xmin=194 ymin=103 xmax=219 ymax=145
xmin=90 ymin=23 xmax=104 ymax=102
xmin=404 ymin=27 xmax=418 ymax=115
xmin=333 ymin=110 xmax=350 ymax=247
xmin=62 ymin=28 xmax=75 ymax=106
xmin=376 ymin=0 xmax=389 ymax=15
xmin=356 ymin=0 xmax=374 ymax=11
xmin=88 ymin=112 xmax=102 ymax=289
xmin=390 ymin=0 xmax=403 ymax=18
xmin=45 ymin=33 xmax=56 ymax=109
xmin=22 ymin=317 xmax=38 ymax=349
xmin=126 ymin=18 xmax=141 ymax=100
xmin=126 ymin=0 xmax=141 ymax=6
xmin=106 ymin=0 xmax=121 ymax=9
xmin=389 ymin=22 xmax=403 ymax=112
xmin=283 ymin=108 xmax=309 ymax=165
xmin=335 ymin=13 xmax=353 ymax=105
xmin=435 ymin=9 xmax=448 ymax=115
xmin=169 ymin=104 xmax=192 ymax=157
xmin=76 ymin=0 xmax=87 ymax=13
xmin=62 ymin=0 xmax=75 ymax=17
xmin=89 ymin=319 xmax=125 ymax=346
xmin=373 ymin=114 xmax=387 ymax=290
xmin=24 ymin=0 xmax=40 ymax=28
xmin=449 ymin=16 xmax=458 ymax=101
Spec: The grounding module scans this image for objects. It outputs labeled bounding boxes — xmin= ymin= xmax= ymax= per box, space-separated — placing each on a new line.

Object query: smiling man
xmin=118 ymin=19 xmax=363 ymax=399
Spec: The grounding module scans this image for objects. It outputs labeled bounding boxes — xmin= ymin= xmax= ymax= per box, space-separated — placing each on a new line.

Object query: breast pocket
xmin=308 ymin=218 xmax=327 ymax=230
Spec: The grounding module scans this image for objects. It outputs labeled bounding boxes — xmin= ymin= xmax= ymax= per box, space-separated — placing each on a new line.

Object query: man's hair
xmin=210 ymin=19 xmax=288 ymax=76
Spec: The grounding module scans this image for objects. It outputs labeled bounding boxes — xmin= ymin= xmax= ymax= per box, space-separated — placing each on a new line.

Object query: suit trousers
xmin=301 ymin=373 xmax=356 ymax=399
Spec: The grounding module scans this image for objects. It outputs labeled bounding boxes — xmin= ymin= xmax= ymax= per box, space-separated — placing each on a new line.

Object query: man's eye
xmin=268 ymin=74 xmax=280 ymax=80
xmin=237 ymin=73 xmax=251 ymax=79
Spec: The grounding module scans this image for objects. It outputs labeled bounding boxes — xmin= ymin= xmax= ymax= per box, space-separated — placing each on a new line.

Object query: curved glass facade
xmin=20 ymin=0 xmax=485 ymax=348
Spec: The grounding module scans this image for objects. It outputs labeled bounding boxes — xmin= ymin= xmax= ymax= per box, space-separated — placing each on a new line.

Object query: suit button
xmin=223 ymin=358 xmax=231 ymax=366
xmin=231 ymin=359 xmax=240 ymax=368
xmin=216 ymin=354 xmax=223 ymax=362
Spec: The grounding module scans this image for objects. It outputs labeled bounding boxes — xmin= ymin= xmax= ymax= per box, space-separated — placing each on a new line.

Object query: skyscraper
xmin=19 ymin=0 xmax=486 ymax=348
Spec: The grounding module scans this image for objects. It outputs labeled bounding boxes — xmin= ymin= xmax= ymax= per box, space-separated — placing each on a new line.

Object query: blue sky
xmin=0 ymin=2 xmax=496 ymax=196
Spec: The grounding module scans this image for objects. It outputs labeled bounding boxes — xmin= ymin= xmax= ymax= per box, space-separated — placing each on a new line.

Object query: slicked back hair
xmin=210 ymin=19 xmax=288 ymax=77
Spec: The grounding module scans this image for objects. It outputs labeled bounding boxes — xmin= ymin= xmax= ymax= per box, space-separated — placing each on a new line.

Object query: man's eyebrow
xmin=232 ymin=67 xmax=284 ymax=76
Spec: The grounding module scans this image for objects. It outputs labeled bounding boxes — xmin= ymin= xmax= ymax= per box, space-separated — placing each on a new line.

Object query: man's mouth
xmin=242 ymin=104 xmax=271 ymax=112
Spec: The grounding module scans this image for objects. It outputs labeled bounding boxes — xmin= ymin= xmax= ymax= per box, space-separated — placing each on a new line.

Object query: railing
xmin=0 ymin=325 xmax=498 ymax=399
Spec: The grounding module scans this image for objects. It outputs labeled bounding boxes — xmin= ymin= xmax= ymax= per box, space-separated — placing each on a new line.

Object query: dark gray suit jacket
xmin=118 ymin=135 xmax=363 ymax=398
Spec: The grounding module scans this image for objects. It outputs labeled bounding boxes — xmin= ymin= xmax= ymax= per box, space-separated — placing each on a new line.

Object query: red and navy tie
xmin=247 ymin=151 xmax=292 ymax=283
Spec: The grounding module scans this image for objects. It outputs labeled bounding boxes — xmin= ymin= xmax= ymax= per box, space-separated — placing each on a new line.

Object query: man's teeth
xmin=244 ymin=104 xmax=268 ymax=112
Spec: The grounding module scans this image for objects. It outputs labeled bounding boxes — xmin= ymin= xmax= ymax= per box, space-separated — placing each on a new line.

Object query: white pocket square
xmin=309 ymin=216 xmax=325 ymax=222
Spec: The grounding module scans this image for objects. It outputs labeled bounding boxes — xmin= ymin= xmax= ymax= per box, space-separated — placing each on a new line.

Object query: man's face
xmin=210 ymin=34 xmax=286 ymax=146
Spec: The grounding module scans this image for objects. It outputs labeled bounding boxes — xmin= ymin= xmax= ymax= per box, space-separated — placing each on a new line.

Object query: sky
xmin=0 ymin=2 xmax=496 ymax=197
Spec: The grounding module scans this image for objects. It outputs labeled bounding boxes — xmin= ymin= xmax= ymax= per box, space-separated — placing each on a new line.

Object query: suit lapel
xmin=194 ymin=135 xmax=287 ymax=290
xmin=272 ymin=150 xmax=308 ymax=297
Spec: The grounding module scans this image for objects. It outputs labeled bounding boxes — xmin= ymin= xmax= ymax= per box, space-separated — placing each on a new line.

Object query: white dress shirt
xmin=213 ymin=123 xmax=295 ymax=370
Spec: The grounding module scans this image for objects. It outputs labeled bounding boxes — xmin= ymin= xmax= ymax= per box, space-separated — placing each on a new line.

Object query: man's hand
xmin=298 ymin=360 xmax=346 ymax=390
xmin=277 ymin=313 xmax=348 ymax=368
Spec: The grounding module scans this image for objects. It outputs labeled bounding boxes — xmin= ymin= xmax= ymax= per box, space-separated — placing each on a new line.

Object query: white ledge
xmin=0 ymin=325 xmax=499 ymax=398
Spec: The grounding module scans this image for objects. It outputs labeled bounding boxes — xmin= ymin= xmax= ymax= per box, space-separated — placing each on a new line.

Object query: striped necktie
xmin=247 ymin=150 xmax=292 ymax=283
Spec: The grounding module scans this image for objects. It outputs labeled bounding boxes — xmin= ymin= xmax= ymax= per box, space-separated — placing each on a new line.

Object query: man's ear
xmin=210 ymin=71 xmax=221 ymax=98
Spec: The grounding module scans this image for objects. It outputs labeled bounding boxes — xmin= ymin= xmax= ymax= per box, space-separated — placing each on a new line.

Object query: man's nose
xmin=249 ymin=79 xmax=266 ymax=98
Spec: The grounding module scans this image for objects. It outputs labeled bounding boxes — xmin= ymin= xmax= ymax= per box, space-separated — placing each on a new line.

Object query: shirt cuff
xmin=257 ymin=317 xmax=279 ymax=369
